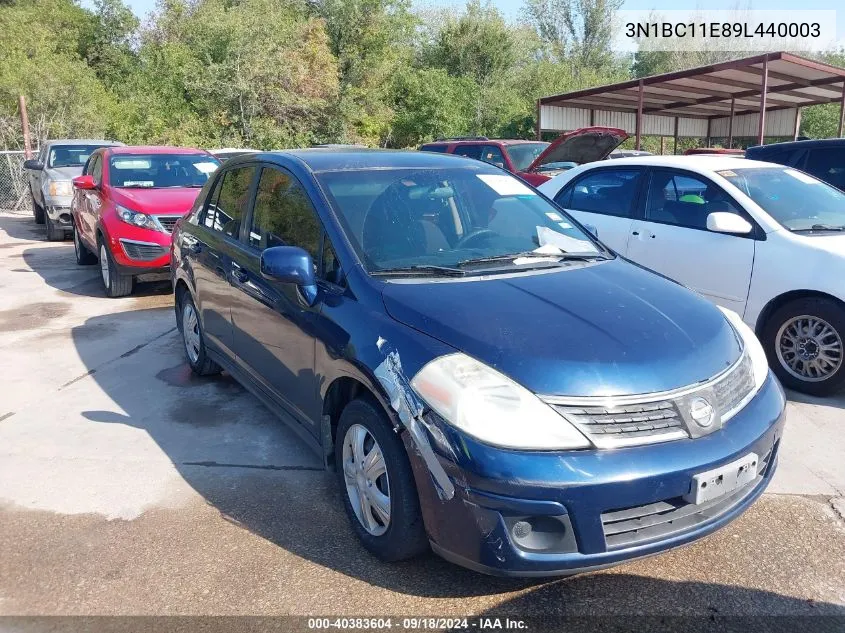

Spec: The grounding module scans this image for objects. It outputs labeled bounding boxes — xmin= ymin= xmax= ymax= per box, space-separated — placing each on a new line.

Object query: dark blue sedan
xmin=170 ymin=149 xmax=786 ymax=576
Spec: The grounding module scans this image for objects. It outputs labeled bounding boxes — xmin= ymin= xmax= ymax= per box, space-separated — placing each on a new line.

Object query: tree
xmin=522 ymin=0 xmax=623 ymax=72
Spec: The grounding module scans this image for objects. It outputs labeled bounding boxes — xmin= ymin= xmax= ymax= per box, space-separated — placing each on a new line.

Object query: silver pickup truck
xmin=24 ymin=139 xmax=123 ymax=240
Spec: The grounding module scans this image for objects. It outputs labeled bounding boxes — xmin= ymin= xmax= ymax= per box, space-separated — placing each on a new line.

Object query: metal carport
xmin=536 ymin=52 xmax=845 ymax=150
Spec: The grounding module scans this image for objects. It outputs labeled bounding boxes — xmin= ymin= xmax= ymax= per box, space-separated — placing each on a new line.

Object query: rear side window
xmin=248 ymin=167 xmax=322 ymax=261
xmin=804 ymin=148 xmax=845 ymax=191
xmin=205 ymin=166 xmax=256 ymax=238
xmin=419 ymin=144 xmax=448 ymax=153
xmin=563 ymin=169 xmax=642 ymax=218
xmin=453 ymin=145 xmax=482 ymax=160
xmin=91 ymin=156 xmax=103 ymax=185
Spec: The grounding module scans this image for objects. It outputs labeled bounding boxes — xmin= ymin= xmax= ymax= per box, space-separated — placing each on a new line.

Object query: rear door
xmin=626 ymin=169 xmax=755 ymax=314
xmin=228 ymin=165 xmax=326 ymax=431
xmin=552 ymin=167 xmax=645 ymax=254
xmin=190 ymin=164 xmax=258 ymax=355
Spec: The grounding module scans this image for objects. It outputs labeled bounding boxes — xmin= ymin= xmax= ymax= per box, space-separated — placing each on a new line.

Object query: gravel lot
xmin=1 ymin=210 xmax=844 ymax=622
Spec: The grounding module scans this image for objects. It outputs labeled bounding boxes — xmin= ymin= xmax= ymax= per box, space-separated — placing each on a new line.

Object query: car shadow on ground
xmin=70 ymin=306 xmax=845 ymax=611
xmin=0 ymin=212 xmax=47 ymax=242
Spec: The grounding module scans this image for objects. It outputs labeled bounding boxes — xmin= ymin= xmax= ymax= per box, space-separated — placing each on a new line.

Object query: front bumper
xmin=413 ymin=373 xmax=786 ymax=576
xmin=102 ymin=217 xmax=173 ymax=275
xmin=44 ymin=196 xmax=74 ymax=225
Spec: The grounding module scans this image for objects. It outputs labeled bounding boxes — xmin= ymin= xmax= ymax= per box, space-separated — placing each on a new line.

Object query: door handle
xmin=231 ymin=263 xmax=248 ymax=284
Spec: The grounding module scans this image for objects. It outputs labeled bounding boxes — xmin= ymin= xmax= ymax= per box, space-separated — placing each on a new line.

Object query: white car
xmin=538 ymin=155 xmax=845 ymax=395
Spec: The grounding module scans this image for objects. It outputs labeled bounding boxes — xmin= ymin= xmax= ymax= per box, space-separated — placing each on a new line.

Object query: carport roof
xmin=539 ymin=52 xmax=845 ymax=120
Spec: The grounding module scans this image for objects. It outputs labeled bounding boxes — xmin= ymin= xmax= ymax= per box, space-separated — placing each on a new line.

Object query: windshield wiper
xmin=371 ymin=265 xmax=467 ymax=277
xmin=457 ymin=251 xmax=606 ymax=267
xmin=793 ymin=224 xmax=845 ymax=232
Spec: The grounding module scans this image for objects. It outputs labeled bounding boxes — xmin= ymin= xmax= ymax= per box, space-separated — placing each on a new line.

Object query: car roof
xmin=45 ymin=139 xmax=123 ymax=146
xmin=422 ymin=139 xmax=546 ymax=146
xmin=585 ymin=155 xmax=776 ymax=172
xmin=253 ymin=148 xmax=484 ymax=172
xmin=107 ymin=145 xmax=211 ymax=156
xmin=747 ymin=138 xmax=845 ymax=152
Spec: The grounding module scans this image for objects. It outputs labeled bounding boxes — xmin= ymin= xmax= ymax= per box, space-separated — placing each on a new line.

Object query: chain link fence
xmin=0 ymin=150 xmax=32 ymax=214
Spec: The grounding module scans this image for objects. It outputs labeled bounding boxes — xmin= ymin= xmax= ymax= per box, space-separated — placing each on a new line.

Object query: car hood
xmin=381 ymin=259 xmax=742 ymax=397
xmin=46 ymin=166 xmax=84 ymax=180
xmin=110 ymin=187 xmax=202 ymax=215
xmin=526 ymin=127 xmax=629 ymax=172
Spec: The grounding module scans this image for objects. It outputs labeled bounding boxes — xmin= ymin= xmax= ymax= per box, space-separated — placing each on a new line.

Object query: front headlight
xmin=410 ymin=353 xmax=591 ymax=450
xmin=116 ymin=204 xmax=159 ymax=231
xmin=48 ymin=180 xmax=72 ymax=197
xmin=718 ymin=306 xmax=769 ymax=391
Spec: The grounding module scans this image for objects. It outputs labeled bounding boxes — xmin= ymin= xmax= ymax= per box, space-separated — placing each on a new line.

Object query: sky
xmin=107 ymin=0 xmax=844 ymax=44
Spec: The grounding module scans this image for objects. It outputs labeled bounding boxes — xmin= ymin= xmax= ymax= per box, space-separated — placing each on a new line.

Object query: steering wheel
xmin=455 ymin=228 xmax=497 ymax=249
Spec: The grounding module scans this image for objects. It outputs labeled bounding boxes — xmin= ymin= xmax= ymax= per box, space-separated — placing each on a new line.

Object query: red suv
xmin=71 ymin=146 xmax=220 ymax=297
xmin=419 ymin=127 xmax=628 ymax=187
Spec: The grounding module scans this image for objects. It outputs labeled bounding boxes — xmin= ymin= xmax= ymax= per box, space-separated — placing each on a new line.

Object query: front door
xmin=191 ymin=164 xmax=258 ymax=354
xmin=229 ymin=166 xmax=324 ymax=433
xmin=78 ymin=153 xmax=104 ymax=247
xmin=554 ymin=167 xmax=645 ymax=255
xmin=626 ymin=169 xmax=755 ymax=314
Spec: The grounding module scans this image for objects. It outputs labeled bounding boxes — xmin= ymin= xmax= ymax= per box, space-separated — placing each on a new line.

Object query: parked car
xmin=71 ymin=146 xmax=220 ymax=297
xmin=24 ymin=139 xmax=123 ymax=241
xmin=171 ymin=149 xmax=784 ymax=576
xmin=418 ymin=127 xmax=628 ymax=186
xmin=609 ymin=149 xmax=653 ymax=159
xmin=539 ymin=155 xmax=845 ymax=394
xmin=746 ymin=138 xmax=844 ymax=191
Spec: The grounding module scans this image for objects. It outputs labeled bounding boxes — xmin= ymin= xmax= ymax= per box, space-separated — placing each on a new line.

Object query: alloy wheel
xmin=776 ymin=314 xmax=843 ymax=382
xmin=99 ymin=244 xmax=110 ymax=288
xmin=182 ymin=302 xmax=201 ymax=364
xmin=342 ymin=423 xmax=391 ymax=536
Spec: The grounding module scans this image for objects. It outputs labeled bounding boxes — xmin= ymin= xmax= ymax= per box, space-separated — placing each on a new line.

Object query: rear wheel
xmin=45 ymin=214 xmax=65 ymax=241
xmin=178 ymin=293 xmax=221 ymax=376
xmin=73 ymin=223 xmax=96 ymax=265
xmin=335 ymin=398 xmax=428 ymax=561
xmin=98 ymin=239 xmax=133 ymax=298
xmin=762 ymin=297 xmax=845 ymax=395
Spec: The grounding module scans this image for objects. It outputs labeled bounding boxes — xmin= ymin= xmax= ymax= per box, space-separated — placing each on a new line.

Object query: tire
xmin=335 ymin=397 xmax=428 ymax=562
xmin=32 ymin=196 xmax=45 ymax=224
xmin=762 ymin=296 xmax=845 ymax=396
xmin=97 ymin=238 xmax=133 ymax=298
xmin=178 ymin=292 xmax=221 ymax=376
xmin=45 ymin=214 xmax=65 ymax=241
xmin=73 ymin=223 xmax=96 ymax=265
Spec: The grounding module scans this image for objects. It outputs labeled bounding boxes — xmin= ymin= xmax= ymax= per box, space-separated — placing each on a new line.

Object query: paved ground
xmin=1 ymin=210 xmax=844 ymax=619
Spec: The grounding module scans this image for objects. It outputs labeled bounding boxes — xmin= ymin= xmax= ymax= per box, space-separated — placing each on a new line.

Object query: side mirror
xmin=261 ymin=245 xmax=316 ymax=282
xmin=23 ymin=159 xmax=44 ymax=170
xmin=583 ymin=223 xmax=599 ymax=238
xmin=706 ymin=212 xmax=752 ymax=235
xmin=72 ymin=175 xmax=96 ymax=190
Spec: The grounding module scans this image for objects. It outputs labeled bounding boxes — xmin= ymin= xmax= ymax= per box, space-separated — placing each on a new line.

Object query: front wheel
xmin=335 ymin=398 xmax=428 ymax=561
xmin=32 ymin=196 xmax=45 ymax=224
xmin=98 ymin=240 xmax=133 ymax=298
xmin=762 ymin=297 xmax=845 ymax=395
xmin=45 ymin=214 xmax=65 ymax=241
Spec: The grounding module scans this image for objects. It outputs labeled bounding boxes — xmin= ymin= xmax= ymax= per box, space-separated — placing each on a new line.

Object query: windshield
xmin=108 ymin=154 xmax=220 ymax=188
xmin=719 ymin=167 xmax=845 ymax=231
xmin=49 ymin=145 xmax=103 ymax=168
xmin=506 ymin=142 xmax=550 ymax=171
xmin=316 ymin=166 xmax=604 ymax=274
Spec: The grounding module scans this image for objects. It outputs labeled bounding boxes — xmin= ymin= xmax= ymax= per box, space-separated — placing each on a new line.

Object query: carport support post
xmin=793 ymin=107 xmax=801 ymax=141
xmin=635 ymin=80 xmax=644 ymax=150
xmin=673 ymin=117 xmax=679 ymax=155
xmin=838 ymin=83 xmax=845 ymax=137
xmin=727 ymin=98 xmax=735 ymax=149
xmin=757 ymin=56 xmax=769 ymax=145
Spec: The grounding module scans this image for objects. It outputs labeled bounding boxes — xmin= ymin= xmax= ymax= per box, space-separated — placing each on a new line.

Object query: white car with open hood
xmin=538 ymin=155 xmax=845 ymax=395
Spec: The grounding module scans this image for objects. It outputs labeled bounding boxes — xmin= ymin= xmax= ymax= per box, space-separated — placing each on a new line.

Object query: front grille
xmin=600 ymin=444 xmax=776 ymax=550
xmin=120 ymin=240 xmax=166 ymax=261
xmin=544 ymin=350 xmax=757 ymax=449
xmin=156 ymin=215 xmax=181 ymax=233
xmin=550 ymin=401 xmax=686 ymax=448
